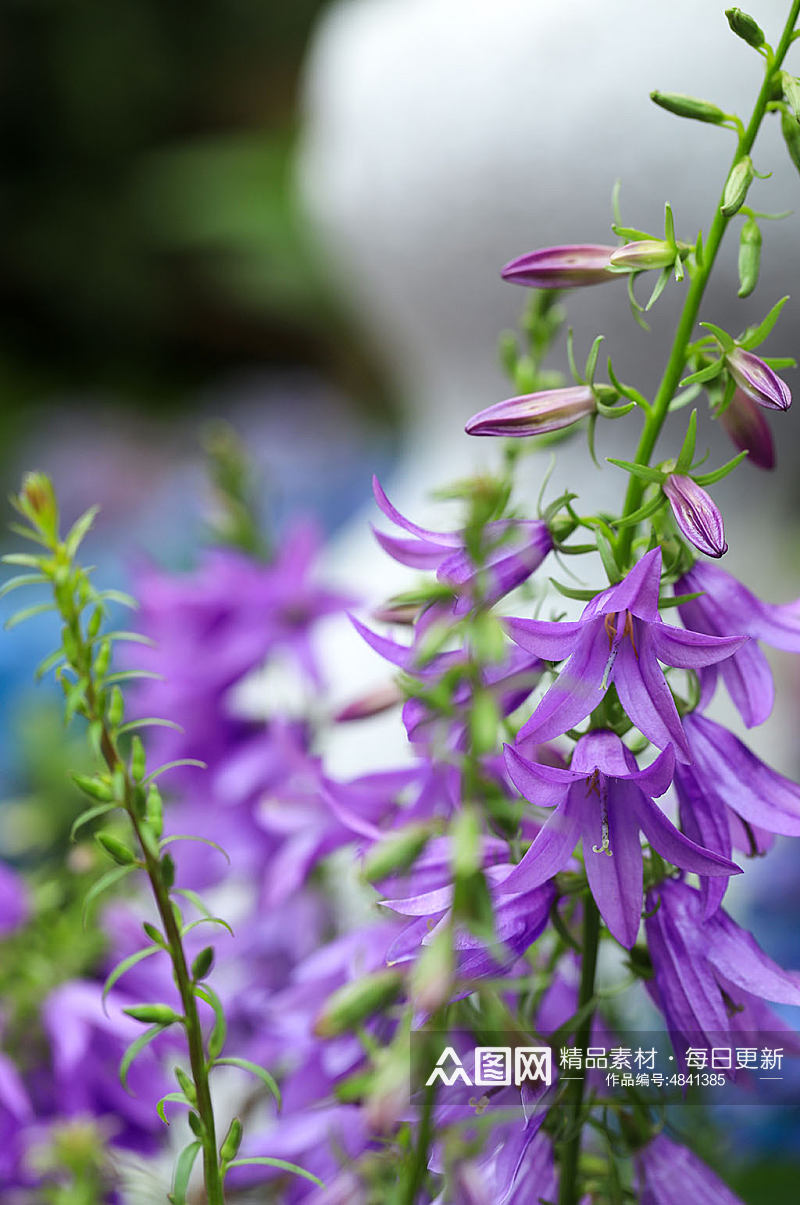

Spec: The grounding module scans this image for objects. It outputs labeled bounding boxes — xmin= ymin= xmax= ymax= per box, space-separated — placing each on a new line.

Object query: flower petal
xmin=611 ymin=630 xmax=690 ymax=761
xmin=515 ymin=622 xmax=608 ymax=745
xmin=503 ymin=744 xmax=579 ymax=807
xmin=496 ymin=801 xmax=581 ymax=893
xmin=630 ymin=783 xmax=740 ymax=878
xmin=504 ymin=616 xmax=585 ymax=661
xmin=649 ymin=622 xmax=747 ymax=669
xmin=578 ymin=782 xmax=643 ymax=948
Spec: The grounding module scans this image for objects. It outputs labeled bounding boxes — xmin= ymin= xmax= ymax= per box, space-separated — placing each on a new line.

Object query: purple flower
xmin=501 ymin=244 xmax=618 ymax=288
xmin=371 ymin=477 xmax=552 ymax=611
xmin=0 ymin=862 xmax=28 ymax=936
xmin=677 ymin=560 xmax=800 ymax=727
xmin=720 ymin=387 xmax=775 ymax=469
xmin=634 ymin=1133 xmax=745 ymax=1205
xmin=499 ymin=731 xmax=739 ymax=948
xmin=725 ymin=346 xmax=792 ymax=411
xmin=645 ymin=877 xmax=800 ymax=1054
xmin=662 ymin=474 xmax=727 ymax=558
xmin=0 ymin=1052 xmax=32 ymax=1186
xmin=507 ymin=547 xmax=746 ymax=761
xmin=465 ymin=386 xmax=595 ymax=438
xmin=674 ymin=711 xmax=800 ymax=914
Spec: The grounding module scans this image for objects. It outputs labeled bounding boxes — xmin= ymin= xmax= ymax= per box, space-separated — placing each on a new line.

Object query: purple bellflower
xmin=645 ymin=877 xmax=800 ymax=1055
xmin=499 ymin=731 xmax=739 ymax=948
xmin=662 ymin=474 xmax=727 ymax=558
xmin=506 ymin=547 xmax=746 ymax=762
xmin=675 ymin=710 xmax=800 ymax=914
xmin=464 ymin=386 xmax=595 ymax=438
xmin=720 ymin=386 xmax=775 ymax=469
xmin=634 ymin=1132 xmax=746 ymax=1205
xmin=725 ymin=346 xmax=792 ymax=411
xmin=677 ymin=560 xmax=800 ymax=727
xmin=500 ymin=244 xmax=618 ymax=288
xmin=371 ymin=477 xmax=552 ymax=612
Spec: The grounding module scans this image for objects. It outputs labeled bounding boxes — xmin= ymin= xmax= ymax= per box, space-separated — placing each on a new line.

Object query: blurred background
xmin=2 ymin=1 xmax=800 ymax=1197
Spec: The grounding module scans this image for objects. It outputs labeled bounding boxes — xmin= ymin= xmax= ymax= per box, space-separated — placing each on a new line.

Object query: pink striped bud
xmin=726 ymin=347 xmax=791 ymax=411
xmin=663 ymin=474 xmax=727 ymax=558
xmin=501 ymin=244 xmax=617 ymax=288
xmin=465 ymin=386 xmax=596 ymax=438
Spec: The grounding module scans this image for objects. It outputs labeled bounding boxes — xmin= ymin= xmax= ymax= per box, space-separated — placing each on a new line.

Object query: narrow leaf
xmin=223 ymin=1157 xmax=324 ymax=1188
xmin=0 ymin=573 xmax=46 ymax=598
xmin=739 ymin=294 xmax=790 ymax=349
xmin=82 ymin=864 xmax=137 ymax=926
xmin=157 ymin=1092 xmax=191 ymax=1126
xmin=143 ymin=759 xmax=207 ymax=785
xmin=64 ymin=506 xmax=100 ymax=557
xmin=70 ymin=802 xmax=119 ymax=842
xmin=195 ymin=983 xmax=227 ymax=1060
xmin=35 ymin=648 xmax=66 ymax=680
xmin=212 ymin=1056 xmax=282 ymax=1110
xmin=4 ymin=602 xmax=56 ymax=630
xmin=607 ymin=458 xmax=665 ymax=483
xmin=103 ymin=945 xmax=163 ymax=1008
xmin=675 ymin=409 xmax=698 ymax=472
xmin=169 ymin=1140 xmax=202 ymax=1204
xmin=679 ymin=359 xmax=723 ymax=387
xmin=117 ymin=717 xmax=183 ymax=736
xmin=2 ymin=553 xmax=43 ymax=568
xmin=692 ymin=450 xmax=748 ymax=485
xmin=614 ymin=493 xmax=667 ymax=528
xmin=549 ymin=578 xmax=603 ymax=602
xmin=159 ymin=834 xmax=230 ymax=864
xmin=181 ymin=916 xmax=235 ymax=938
xmin=119 ymin=1023 xmax=166 ymax=1093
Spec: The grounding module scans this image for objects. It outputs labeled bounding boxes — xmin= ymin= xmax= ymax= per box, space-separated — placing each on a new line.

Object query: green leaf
xmin=195 ymin=983 xmax=227 ymax=1059
xmin=82 ymin=864 xmax=137 ymax=926
xmin=103 ymin=945 xmax=164 ymax=1008
xmin=223 ymin=1157 xmax=324 ymax=1188
xmin=119 ymin=1023 xmax=167 ymax=1093
xmin=548 ymin=578 xmax=603 ymax=602
xmin=172 ymin=887 xmax=215 ymax=918
xmin=0 ymin=572 xmax=46 ymax=598
xmin=64 ymin=506 xmax=100 ymax=557
xmin=761 ymin=355 xmax=797 ymax=369
xmin=606 ymin=458 xmax=665 ymax=483
xmin=645 ymin=265 xmax=672 ymax=310
xmin=739 ymin=294 xmax=790 ymax=349
xmin=606 ymin=359 xmax=651 ymax=413
xmin=168 ymin=1140 xmax=203 ymax=1204
xmin=692 ymin=450 xmax=748 ymax=485
xmin=212 ymin=1056 xmax=282 ymax=1110
xmin=698 ymin=320 xmax=735 ymax=350
xmin=156 ymin=1092 xmax=191 ymax=1126
xmin=584 ymin=334 xmax=605 ymax=384
xmin=95 ymin=629 xmax=155 ymax=647
xmin=181 ymin=916 xmax=235 ymax=939
xmin=675 ymin=410 xmax=698 ymax=472
xmin=35 ymin=648 xmax=66 ymax=680
xmin=4 ymin=601 xmax=56 ymax=631
xmin=679 ymin=359 xmax=724 ymax=387
xmin=117 ymin=717 xmax=183 ymax=736
xmin=611 ymin=222 xmax=652 ymax=241
xmin=70 ymin=802 xmax=119 ymax=841
xmin=143 ymin=759 xmax=207 ymax=785
xmin=668 ymin=383 xmax=702 ymax=412
xmin=64 ymin=676 xmax=89 ymax=723
xmin=659 ymin=591 xmax=703 ymax=609
xmin=95 ymin=588 xmax=138 ymax=609
xmin=105 ymin=669 xmax=165 ymax=685
xmin=614 ymin=493 xmax=667 ymax=528
xmin=2 ymin=553 xmax=44 ymax=568
xmin=159 ymin=834 xmax=230 ymax=864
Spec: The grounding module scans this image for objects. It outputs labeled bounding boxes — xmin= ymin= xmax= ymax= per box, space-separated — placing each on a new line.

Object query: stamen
xmin=623 ymin=610 xmax=639 ymax=660
xmin=591 ymin=778 xmax=612 ymax=855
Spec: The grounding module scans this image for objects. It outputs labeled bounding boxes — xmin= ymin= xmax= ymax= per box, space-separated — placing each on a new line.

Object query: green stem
xmin=616 ymin=0 xmax=800 ymax=562
xmin=79 ymin=646 xmax=224 ymax=1200
xmin=557 ymin=898 xmax=600 ymax=1205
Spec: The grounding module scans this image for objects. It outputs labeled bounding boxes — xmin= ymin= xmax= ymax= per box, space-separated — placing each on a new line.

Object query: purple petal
xmin=720 ymin=387 xmax=775 ymax=470
xmin=648 ymin=621 xmax=746 ymax=669
xmin=662 ymin=474 xmax=727 ymax=558
xmin=496 ymin=801 xmax=581 ymax=893
xmin=501 ymin=244 xmax=618 ymax=288
xmin=503 ymin=744 xmax=579 ymax=807
xmin=630 ymin=783 xmax=740 ymax=878
xmin=465 ymin=387 xmax=596 ymax=438
xmin=372 ymin=477 xmax=461 ymax=546
xmin=504 ymin=615 xmax=585 ymax=661
xmin=578 ymin=782 xmax=643 ymax=948
xmin=624 ymin=744 xmax=675 ymax=800
xmin=674 ymin=764 xmax=732 ymax=916
xmin=515 ymin=621 xmax=608 ymax=745
xmin=726 ymin=347 xmax=791 ymax=411
xmin=706 ymin=910 xmax=800 ymax=1005
xmin=611 ymin=629 xmax=690 ymax=761
xmin=372 ymin=527 xmax=453 ymax=570
xmin=636 ymin=1133 xmax=746 ymax=1205
xmin=570 ymin=729 xmax=634 ymax=777
xmin=586 ymin=546 xmax=662 ymax=621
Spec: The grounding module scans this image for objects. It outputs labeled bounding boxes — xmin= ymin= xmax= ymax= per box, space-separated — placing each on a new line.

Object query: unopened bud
xmin=19 ymin=472 xmax=58 ymax=540
xmin=469 ymin=690 xmax=500 ymax=756
xmin=500 ymin=244 xmax=618 ymax=289
xmin=107 ymin=686 xmax=124 ymax=727
xmin=409 ymin=928 xmax=454 ymax=1013
xmin=465 ymin=386 xmax=595 ymax=438
xmin=737 ymin=216 xmax=762 ymax=298
xmin=726 ymin=347 xmax=791 ymax=411
xmin=650 ymin=91 xmax=727 ymax=125
xmin=720 ymin=156 xmax=753 ymax=217
xmin=146 ymin=784 xmax=164 ymax=839
xmin=609 ymin=239 xmax=676 ymax=271
xmin=174 ymin=1066 xmax=197 ymax=1104
xmin=781 ymin=107 xmax=800 ymax=175
xmin=130 ymin=736 xmax=146 ymax=781
xmin=720 ymin=388 xmax=775 ymax=470
xmin=362 ymin=824 xmax=434 ymax=882
xmin=219 ymin=1117 xmax=243 ymax=1163
xmin=782 ymin=72 xmax=800 ymax=121
xmin=95 ymin=831 xmax=137 ymax=865
xmin=124 ymin=1003 xmax=181 ymax=1025
xmin=335 ymin=682 xmax=404 ymax=722
xmin=72 ymin=773 xmax=114 ymax=802
xmin=663 ymin=474 xmax=728 ymax=559
xmin=314 ymin=970 xmax=404 ymax=1037
xmin=191 ymin=947 xmax=214 ymax=981
xmin=725 ymin=8 xmax=765 ymax=48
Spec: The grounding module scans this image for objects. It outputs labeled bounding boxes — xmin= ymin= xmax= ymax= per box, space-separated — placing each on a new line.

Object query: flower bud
xmin=781 ymin=107 xmax=800 ymax=175
xmin=720 ymin=156 xmax=753 ymax=217
xmin=410 ymin=928 xmax=455 ymax=1013
xmin=219 ymin=1117 xmax=243 ymax=1163
xmin=314 ymin=970 xmax=404 ymax=1037
xmin=650 ymin=91 xmax=727 ymax=125
xmin=725 ymin=8 xmax=765 ymax=48
xmin=362 ymin=824 xmax=434 ymax=882
xmin=71 ymin=773 xmax=114 ymax=802
xmin=720 ymin=388 xmax=775 ymax=470
xmin=335 ymin=682 xmax=404 ymax=722
xmin=609 ymin=239 xmax=676 ymax=270
xmin=782 ymin=72 xmax=800 ymax=121
xmin=726 ymin=347 xmax=791 ymax=411
xmin=663 ymin=474 xmax=728 ymax=558
xmin=124 ymin=1003 xmax=182 ymax=1025
xmin=500 ymin=244 xmax=617 ymax=289
xmin=737 ymin=216 xmax=762 ymax=298
xmin=174 ymin=1066 xmax=197 ymax=1104
xmin=191 ymin=947 xmax=215 ymax=981
xmin=19 ymin=472 xmax=59 ymax=541
xmin=465 ymin=385 xmax=595 ymax=437
xmin=95 ymin=831 xmax=137 ymax=865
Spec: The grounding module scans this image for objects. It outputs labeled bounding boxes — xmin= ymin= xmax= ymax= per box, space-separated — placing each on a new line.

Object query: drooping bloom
xmin=674 ymin=710 xmax=800 ymax=913
xmin=662 ymin=473 xmax=727 ymax=558
xmin=507 ymin=547 xmax=746 ymax=762
xmin=634 ymin=1133 xmax=746 ymax=1205
xmin=499 ymin=731 xmax=739 ymax=948
xmin=725 ymin=346 xmax=791 ymax=411
xmin=500 ymin=244 xmax=618 ymax=289
xmin=720 ymin=386 xmax=775 ymax=469
xmin=676 ymin=560 xmax=800 ymax=727
xmin=465 ymin=386 xmax=595 ymax=438
xmin=645 ymin=877 xmax=800 ymax=1055
xmin=371 ymin=477 xmax=552 ymax=612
